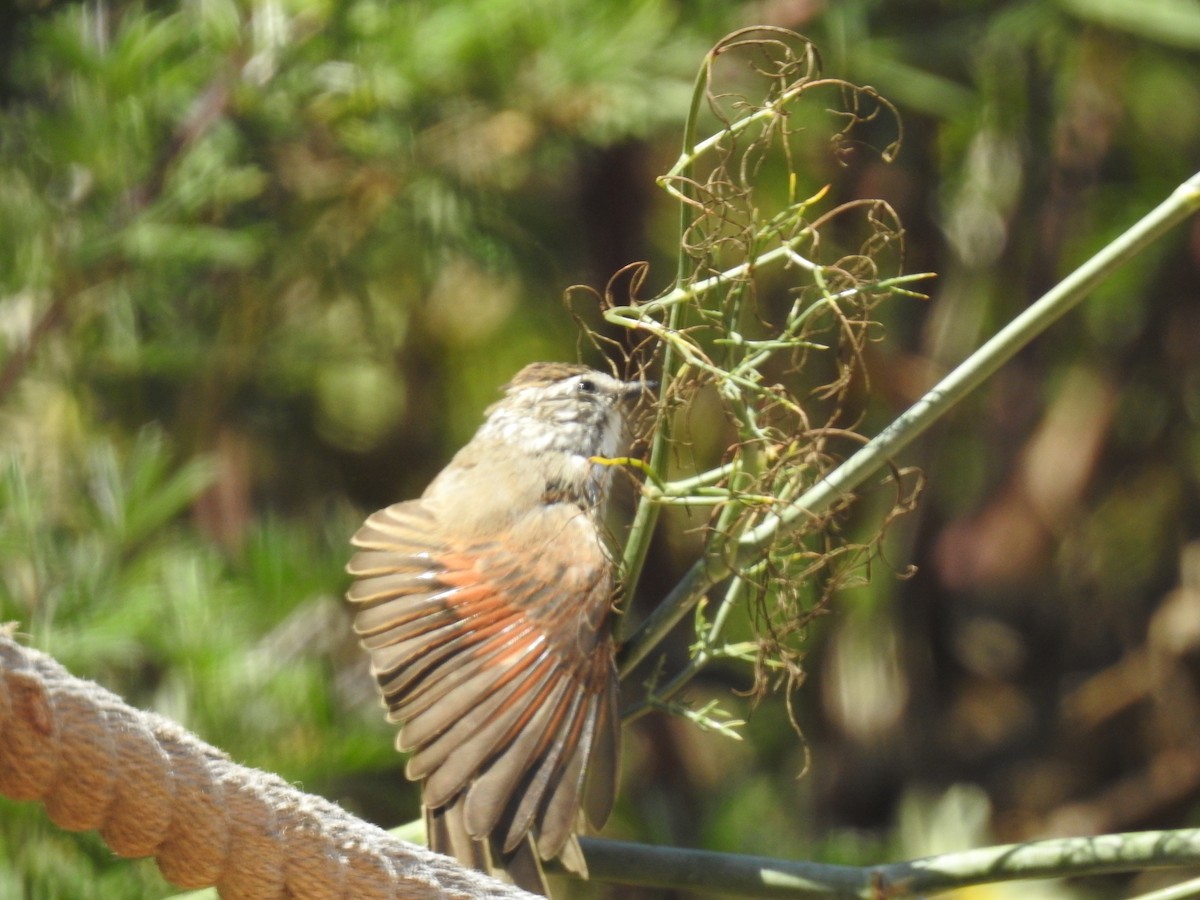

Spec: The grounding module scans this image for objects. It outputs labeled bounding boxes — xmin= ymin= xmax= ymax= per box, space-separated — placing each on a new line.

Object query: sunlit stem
xmin=620 ymin=170 xmax=1200 ymax=678
xmin=658 ymin=78 xmax=850 ymax=193
xmin=738 ymin=169 xmax=1200 ymax=559
xmin=656 ymin=461 xmax=737 ymax=494
xmin=607 ymin=265 xmax=932 ymax=328
xmin=606 ymin=235 xmax=819 ymax=320
xmin=577 ymin=827 xmax=1200 ymax=897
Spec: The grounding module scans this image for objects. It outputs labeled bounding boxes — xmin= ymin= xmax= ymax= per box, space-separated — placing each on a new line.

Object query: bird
xmin=345 ymin=361 xmax=648 ymax=895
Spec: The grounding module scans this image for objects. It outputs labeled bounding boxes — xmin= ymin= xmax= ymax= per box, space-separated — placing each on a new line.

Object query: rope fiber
xmin=0 ymin=627 xmax=537 ymax=899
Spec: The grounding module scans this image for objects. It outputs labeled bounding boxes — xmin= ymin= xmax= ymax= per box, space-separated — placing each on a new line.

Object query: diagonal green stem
xmin=738 ymin=169 xmax=1200 ymax=556
xmin=619 ymin=170 xmax=1200 ymax=678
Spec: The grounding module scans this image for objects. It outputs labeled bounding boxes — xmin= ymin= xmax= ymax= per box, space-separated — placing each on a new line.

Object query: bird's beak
xmin=623 ymin=378 xmax=655 ymax=398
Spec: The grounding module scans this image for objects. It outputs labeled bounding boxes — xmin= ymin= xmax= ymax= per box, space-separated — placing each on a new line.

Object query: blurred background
xmin=2 ymin=0 xmax=1200 ymax=897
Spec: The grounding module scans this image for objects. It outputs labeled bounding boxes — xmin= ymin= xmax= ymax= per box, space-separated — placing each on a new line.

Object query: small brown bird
xmin=346 ymin=362 xmax=647 ymax=895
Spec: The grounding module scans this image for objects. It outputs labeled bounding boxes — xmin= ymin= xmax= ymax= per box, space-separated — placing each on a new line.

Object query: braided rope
xmin=0 ymin=629 xmax=537 ymax=899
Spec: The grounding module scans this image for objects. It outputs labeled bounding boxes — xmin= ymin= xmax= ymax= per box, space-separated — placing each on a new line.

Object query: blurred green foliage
xmin=1 ymin=0 xmax=1200 ymax=897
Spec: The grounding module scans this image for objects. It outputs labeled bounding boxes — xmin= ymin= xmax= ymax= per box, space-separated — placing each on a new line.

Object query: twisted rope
xmin=0 ymin=629 xmax=536 ymax=899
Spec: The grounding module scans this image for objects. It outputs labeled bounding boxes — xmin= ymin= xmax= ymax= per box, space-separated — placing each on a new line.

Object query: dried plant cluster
xmin=587 ymin=28 xmax=930 ymax=735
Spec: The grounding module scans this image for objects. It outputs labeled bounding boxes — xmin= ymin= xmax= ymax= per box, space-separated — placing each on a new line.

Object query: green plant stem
xmin=175 ymin=823 xmax=1200 ymax=900
xmin=618 ymin=169 xmax=1200 ymax=678
xmin=619 ymin=555 xmax=722 ymax=677
xmin=608 ymin=235 xmax=816 ymax=319
xmin=739 ymin=169 xmax=1200 ymax=556
xmin=615 ymin=35 xmax=711 ymax=641
xmin=658 ymin=76 xmax=850 ymax=197
xmin=650 ymin=462 xmax=738 ymax=495
xmin=577 ymin=829 xmax=1200 ymax=898
xmin=168 ymin=825 xmax=1200 ymax=900
xmin=623 ymin=575 xmax=752 ymax=721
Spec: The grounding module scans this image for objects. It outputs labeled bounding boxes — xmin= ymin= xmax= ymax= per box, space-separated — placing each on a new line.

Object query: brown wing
xmin=346 ymin=500 xmax=619 ymax=891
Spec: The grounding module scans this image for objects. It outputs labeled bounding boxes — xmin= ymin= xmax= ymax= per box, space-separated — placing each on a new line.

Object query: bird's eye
xmin=577 ymin=378 xmax=597 ymax=394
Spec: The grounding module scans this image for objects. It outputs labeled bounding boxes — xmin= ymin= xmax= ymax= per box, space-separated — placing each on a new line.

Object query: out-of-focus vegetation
xmin=1 ymin=0 xmax=1199 ymax=897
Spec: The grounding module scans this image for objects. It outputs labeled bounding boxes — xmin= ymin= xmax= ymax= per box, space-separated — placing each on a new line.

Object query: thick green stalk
xmin=577 ymin=829 xmax=1200 ymax=897
xmin=738 ymin=169 xmax=1200 ymax=558
xmin=619 ymin=170 xmax=1200 ymax=677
